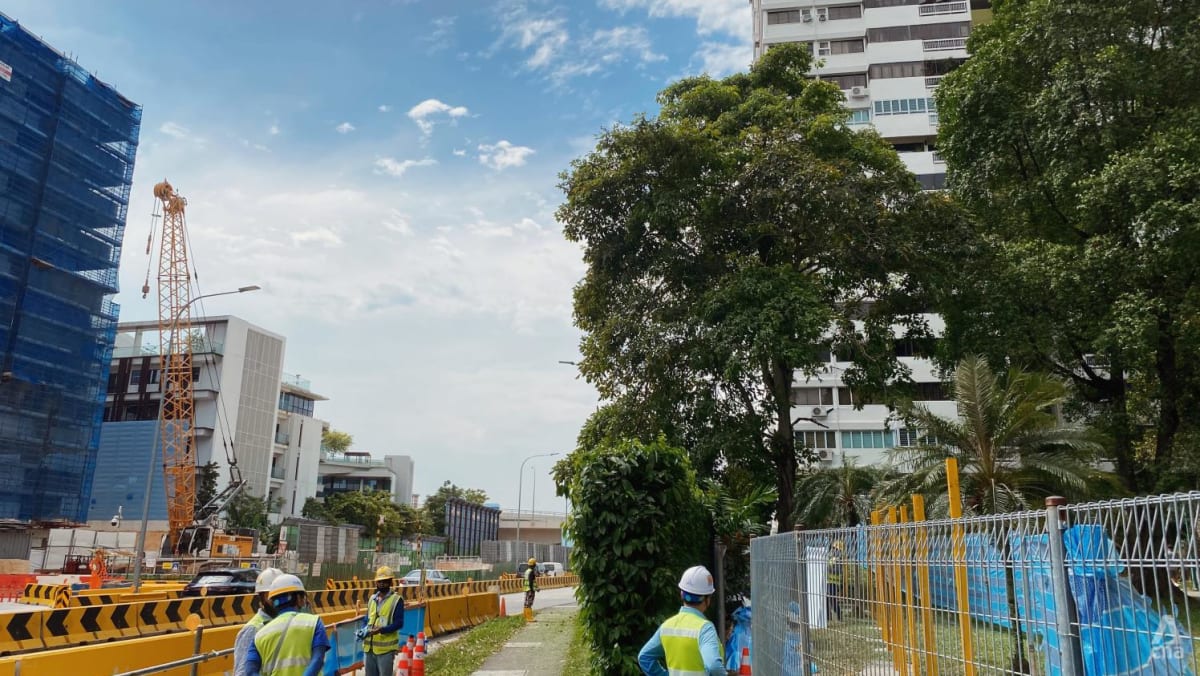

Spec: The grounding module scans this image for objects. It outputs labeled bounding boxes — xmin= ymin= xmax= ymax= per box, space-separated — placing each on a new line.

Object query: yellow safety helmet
xmin=528 ymin=558 xmax=537 ymax=566
xmin=374 ymin=566 xmax=394 ymax=582
xmin=267 ymin=574 xmax=305 ymax=601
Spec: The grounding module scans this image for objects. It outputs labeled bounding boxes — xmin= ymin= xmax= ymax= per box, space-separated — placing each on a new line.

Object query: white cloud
xmin=160 ymin=121 xmax=190 ymax=139
xmin=598 ymin=0 xmax=748 ymax=37
xmin=268 ymin=124 xmax=281 ymax=136
xmin=452 ymin=149 xmax=467 ymax=157
xmin=336 ymin=122 xmax=356 ymax=134
xmin=587 ymin=26 xmax=665 ymax=65
xmin=477 ymin=141 xmax=535 ymax=171
xmin=378 ymin=105 xmax=392 ymax=113
xmin=290 ymin=226 xmax=343 ymax=247
xmin=382 ymin=208 xmax=412 ymax=236
xmin=407 ymin=98 xmax=470 ymax=135
xmin=374 ymin=157 xmax=438 ymax=177
xmin=693 ymin=41 xmax=753 ymax=77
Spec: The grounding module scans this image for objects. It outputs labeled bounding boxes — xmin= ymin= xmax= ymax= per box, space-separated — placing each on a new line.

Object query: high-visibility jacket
xmin=366 ymin=592 xmax=401 ymax=654
xmin=660 ymin=610 xmax=720 ymax=676
xmin=253 ymin=611 xmax=319 ymax=676
xmin=828 ymin=554 xmax=842 ymax=584
xmin=247 ymin=609 xmax=271 ymax=630
xmin=524 ymin=568 xmax=537 ymax=592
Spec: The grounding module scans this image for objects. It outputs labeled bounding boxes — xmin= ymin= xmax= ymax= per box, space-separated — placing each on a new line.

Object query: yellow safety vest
xmin=366 ymin=592 xmax=401 ymax=654
xmin=248 ymin=609 xmax=271 ymax=630
xmin=660 ymin=610 xmax=719 ymax=676
xmin=828 ymin=555 xmax=842 ymax=584
xmin=524 ymin=568 xmax=536 ymax=592
xmin=254 ymin=611 xmax=319 ymax=676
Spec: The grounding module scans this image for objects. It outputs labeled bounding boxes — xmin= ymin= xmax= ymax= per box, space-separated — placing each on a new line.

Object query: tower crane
xmin=143 ymin=180 xmax=246 ymax=556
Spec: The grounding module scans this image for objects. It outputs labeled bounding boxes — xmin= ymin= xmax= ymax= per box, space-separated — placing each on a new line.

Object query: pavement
xmin=471 ymin=605 xmax=579 ymax=676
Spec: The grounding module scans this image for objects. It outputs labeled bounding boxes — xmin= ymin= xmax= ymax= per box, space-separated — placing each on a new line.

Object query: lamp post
xmin=515 ymin=452 xmax=558 ymax=560
xmin=131 ymin=285 xmax=260 ymax=592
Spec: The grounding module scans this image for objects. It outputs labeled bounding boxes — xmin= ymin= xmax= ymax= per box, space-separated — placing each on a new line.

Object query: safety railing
xmin=751 ymin=489 xmax=1200 ymax=675
xmin=923 ymin=37 xmax=967 ymax=51
xmin=918 ymin=1 xmax=968 ymax=16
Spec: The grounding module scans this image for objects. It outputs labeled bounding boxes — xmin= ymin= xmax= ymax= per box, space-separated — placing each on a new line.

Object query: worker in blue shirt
xmin=356 ymin=566 xmax=406 ymax=676
xmin=638 ymin=565 xmax=727 ymax=676
xmin=245 ymin=574 xmax=331 ymax=676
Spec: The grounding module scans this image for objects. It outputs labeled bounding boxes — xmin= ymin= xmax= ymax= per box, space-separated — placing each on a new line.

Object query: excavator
xmin=143 ymin=180 xmax=254 ymax=559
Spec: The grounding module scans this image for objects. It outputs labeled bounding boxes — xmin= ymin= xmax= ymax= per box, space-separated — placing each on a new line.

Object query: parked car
xmin=518 ymin=562 xmax=548 ymax=576
xmin=182 ymin=568 xmax=258 ymax=597
xmin=399 ymin=569 xmax=452 ymax=585
xmin=540 ymin=562 xmax=564 ymax=577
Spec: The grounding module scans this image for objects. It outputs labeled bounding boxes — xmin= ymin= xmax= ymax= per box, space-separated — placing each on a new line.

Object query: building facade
xmin=750 ymin=0 xmax=992 ymax=189
xmin=0 ymin=14 xmax=141 ymax=522
xmin=443 ymin=497 xmax=500 ymax=556
xmin=271 ymin=373 xmax=328 ymax=521
xmin=316 ymin=452 xmax=416 ymax=508
xmin=90 ymin=316 xmax=296 ymax=521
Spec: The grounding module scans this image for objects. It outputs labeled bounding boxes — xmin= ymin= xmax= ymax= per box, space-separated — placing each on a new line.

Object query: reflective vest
xmin=828 ymin=555 xmax=842 ymax=584
xmin=247 ymin=609 xmax=271 ymax=630
xmin=366 ymin=592 xmax=401 ymax=654
xmin=660 ymin=610 xmax=719 ymax=676
xmin=253 ymin=610 xmax=319 ymax=676
xmin=524 ymin=568 xmax=536 ymax=592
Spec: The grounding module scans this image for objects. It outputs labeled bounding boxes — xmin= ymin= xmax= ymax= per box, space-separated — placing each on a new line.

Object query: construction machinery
xmin=143 ymin=180 xmax=248 ymax=557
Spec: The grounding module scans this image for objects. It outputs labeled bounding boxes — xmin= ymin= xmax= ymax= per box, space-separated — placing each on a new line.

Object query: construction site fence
xmin=750 ymin=491 xmax=1200 ymax=676
xmin=480 ymin=541 xmax=571 ymax=568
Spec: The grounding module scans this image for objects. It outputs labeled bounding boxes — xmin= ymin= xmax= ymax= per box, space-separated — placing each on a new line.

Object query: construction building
xmin=89 ymin=316 xmax=330 ymax=524
xmin=0 ymin=13 xmax=141 ymax=522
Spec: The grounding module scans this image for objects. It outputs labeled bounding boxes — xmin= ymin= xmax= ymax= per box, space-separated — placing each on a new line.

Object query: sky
xmin=4 ymin=0 xmax=752 ymax=514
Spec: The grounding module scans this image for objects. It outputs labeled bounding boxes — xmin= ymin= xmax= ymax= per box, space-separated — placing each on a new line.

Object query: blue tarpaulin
xmin=725 ymin=605 xmax=752 ymax=672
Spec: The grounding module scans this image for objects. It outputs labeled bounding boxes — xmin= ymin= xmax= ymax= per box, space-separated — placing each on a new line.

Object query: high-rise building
xmin=750 ymin=0 xmax=992 ymax=189
xmin=90 ymin=316 xmax=292 ymax=522
xmin=0 ymin=14 xmax=141 ymax=522
xmin=272 ymin=373 xmax=328 ymax=520
xmin=749 ymin=1 xmax=990 ymax=466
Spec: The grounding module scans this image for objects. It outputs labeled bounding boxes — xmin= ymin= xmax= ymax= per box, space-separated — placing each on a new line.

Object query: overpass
xmin=497 ymin=510 xmax=566 ymax=545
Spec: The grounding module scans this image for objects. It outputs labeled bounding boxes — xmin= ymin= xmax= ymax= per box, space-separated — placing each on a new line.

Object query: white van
xmin=541 ymin=561 xmax=565 ymax=577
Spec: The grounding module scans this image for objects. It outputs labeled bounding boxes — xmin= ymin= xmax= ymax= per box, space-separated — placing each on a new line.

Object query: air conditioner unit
xmin=802 ymin=11 xmax=813 ymax=22
xmin=817 ymin=9 xmax=828 ymax=20
xmin=818 ymin=450 xmax=831 ymax=461
xmin=850 ymin=86 xmax=869 ymax=98
xmin=810 ymin=406 xmax=827 ymax=418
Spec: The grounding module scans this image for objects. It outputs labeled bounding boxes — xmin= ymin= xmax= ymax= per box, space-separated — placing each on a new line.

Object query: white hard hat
xmin=268 ymin=574 xmax=306 ymax=600
xmin=255 ymin=567 xmax=282 ymax=593
xmin=678 ymin=565 xmax=715 ymax=596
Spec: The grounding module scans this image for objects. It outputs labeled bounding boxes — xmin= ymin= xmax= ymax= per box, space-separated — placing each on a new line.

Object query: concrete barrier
xmin=19 ymin=584 xmax=70 ymax=609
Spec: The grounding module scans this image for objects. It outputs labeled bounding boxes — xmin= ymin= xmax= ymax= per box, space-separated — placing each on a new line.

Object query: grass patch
xmin=563 ymin=613 xmax=594 ymax=675
xmin=426 ymin=615 xmax=525 ymax=676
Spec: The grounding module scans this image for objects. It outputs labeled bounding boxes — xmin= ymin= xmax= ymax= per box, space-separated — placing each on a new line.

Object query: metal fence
xmin=750 ymin=491 xmax=1200 ymax=675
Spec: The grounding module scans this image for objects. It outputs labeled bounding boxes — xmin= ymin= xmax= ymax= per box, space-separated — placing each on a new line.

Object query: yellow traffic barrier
xmin=19 ymin=584 xmax=71 ymax=609
xmin=0 ymin=611 xmax=44 ymax=655
xmin=41 ymin=606 xmax=100 ymax=649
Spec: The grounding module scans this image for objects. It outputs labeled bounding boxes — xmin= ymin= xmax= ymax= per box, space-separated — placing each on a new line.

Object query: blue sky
xmin=5 ymin=0 xmax=751 ymax=512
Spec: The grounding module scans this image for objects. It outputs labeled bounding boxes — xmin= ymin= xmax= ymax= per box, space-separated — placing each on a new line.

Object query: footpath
xmin=471 ymin=605 xmax=578 ymax=676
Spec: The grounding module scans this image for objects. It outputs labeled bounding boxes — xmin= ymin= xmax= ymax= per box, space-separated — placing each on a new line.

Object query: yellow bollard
xmin=887 ymin=507 xmax=906 ymax=675
xmin=901 ymin=506 xmax=920 ymax=676
xmin=912 ymin=495 xmax=938 ymax=676
xmin=946 ymin=458 xmax=976 ymax=676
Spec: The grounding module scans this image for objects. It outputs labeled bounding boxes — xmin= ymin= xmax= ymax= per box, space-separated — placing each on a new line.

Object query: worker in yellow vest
xmin=245 ymin=574 xmax=330 ymax=676
xmin=233 ymin=567 xmax=282 ymax=676
xmin=359 ymin=566 xmax=404 ymax=676
xmin=637 ymin=565 xmax=726 ymax=676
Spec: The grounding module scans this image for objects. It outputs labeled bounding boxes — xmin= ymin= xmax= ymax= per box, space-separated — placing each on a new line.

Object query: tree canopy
xmin=936 ymin=0 xmax=1200 ymax=491
xmin=559 ymin=43 xmax=963 ymax=528
xmin=303 ymin=491 xmax=429 ymax=539
xmin=321 ymin=429 xmax=353 ymax=454
xmin=422 ymin=481 xmax=488 ymax=536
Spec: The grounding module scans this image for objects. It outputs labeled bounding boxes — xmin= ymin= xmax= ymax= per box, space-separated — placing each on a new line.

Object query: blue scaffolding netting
xmin=0 ymin=12 xmax=141 ymax=522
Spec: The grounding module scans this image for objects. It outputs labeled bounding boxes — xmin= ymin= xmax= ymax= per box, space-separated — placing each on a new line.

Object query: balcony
xmin=918 ymin=2 xmax=968 ymax=16
xmin=281 ymin=372 xmax=311 ymax=390
xmin=270 ymin=465 xmax=286 ymax=480
xmin=923 ymin=38 xmax=967 ymax=52
xmin=111 ymin=340 xmax=224 ymax=359
xmin=925 ymin=75 xmax=943 ymax=89
xmin=275 ymin=430 xmax=290 ymax=446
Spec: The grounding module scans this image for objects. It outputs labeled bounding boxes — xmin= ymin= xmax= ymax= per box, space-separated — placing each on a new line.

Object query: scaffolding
xmin=0 ymin=13 xmax=142 ymax=522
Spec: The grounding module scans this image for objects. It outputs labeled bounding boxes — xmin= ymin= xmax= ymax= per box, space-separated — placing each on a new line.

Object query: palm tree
xmin=879 ymin=355 xmax=1103 ymax=674
xmin=793 ymin=454 xmax=883 ymax=528
xmin=879 ymin=355 xmax=1101 ymax=515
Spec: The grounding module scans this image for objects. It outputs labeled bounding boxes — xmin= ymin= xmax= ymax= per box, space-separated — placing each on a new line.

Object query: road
xmin=500 ymin=584 xmax=578 ymax=615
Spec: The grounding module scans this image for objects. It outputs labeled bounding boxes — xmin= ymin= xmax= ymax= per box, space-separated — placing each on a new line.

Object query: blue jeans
xmin=364 ymin=651 xmax=395 ymax=676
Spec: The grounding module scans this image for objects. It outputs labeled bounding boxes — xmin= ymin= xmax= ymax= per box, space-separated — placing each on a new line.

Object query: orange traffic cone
xmin=406 ymin=634 xmax=415 ymax=657
xmin=499 ymin=597 xmax=507 ymax=616
xmin=415 ymin=631 xmax=426 ymax=657
xmin=410 ymin=650 xmax=425 ymax=676
xmin=395 ymin=652 xmax=410 ymax=676
xmin=738 ymin=647 xmax=751 ymax=675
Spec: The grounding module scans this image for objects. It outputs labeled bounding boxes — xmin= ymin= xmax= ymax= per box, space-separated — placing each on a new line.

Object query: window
xmin=279 ymin=392 xmax=316 ymax=417
xmin=817 ymin=39 xmax=865 ymax=56
xmin=913 ymin=382 xmax=952 ymax=401
xmin=848 ymin=109 xmax=871 ymax=124
xmin=893 ymin=337 xmax=937 ymax=358
xmin=828 ymin=5 xmax=863 ymax=19
xmin=869 ymin=62 xmax=924 ymax=79
xmin=793 ymin=387 xmax=834 ymax=406
xmin=867 ymin=22 xmax=970 ymax=43
xmin=827 ymin=73 xmax=868 ymax=89
xmin=897 ymin=429 xmax=940 ymax=447
xmin=873 ymin=97 xmax=937 ymax=116
xmin=917 ymin=173 xmax=947 ymax=190
xmin=837 ymin=387 xmax=883 ymax=407
xmin=841 ymin=430 xmax=893 ymax=449
xmin=767 ymin=9 xmax=803 ymax=24
xmin=128 ymin=370 xmax=141 ymax=387
xmin=863 ymin=0 xmax=923 ymax=7
xmin=796 ymin=430 xmax=837 ymax=449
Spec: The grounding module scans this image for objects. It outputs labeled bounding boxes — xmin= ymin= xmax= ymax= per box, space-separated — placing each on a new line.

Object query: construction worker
xmin=828 ymin=540 xmax=844 ymax=622
xmin=359 ymin=566 xmax=404 ymax=676
xmin=523 ymin=557 xmax=539 ymax=611
xmin=244 ymin=574 xmax=330 ymax=676
xmin=637 ymin=565 xmax=725 ymax=676
xmin=233 ymin=567 xmax=282 ymax=676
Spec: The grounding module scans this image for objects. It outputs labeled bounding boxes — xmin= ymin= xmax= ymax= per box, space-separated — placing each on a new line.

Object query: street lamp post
xmin=131 ymin=285 xmax=260 ymax=592
xmin=515 ymin=452 xmax=558 ymax=560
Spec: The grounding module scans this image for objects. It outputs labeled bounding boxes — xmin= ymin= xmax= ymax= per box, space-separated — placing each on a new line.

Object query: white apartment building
xmin=751 ymin=0 xmax=993 ymax=189
xmin=316 ymin=452 xmax=416 ymax=507
xmin=271 ymin=373 xmax=328 ymax=521
xmin=790 ymin=315 xmax=957 ymax=468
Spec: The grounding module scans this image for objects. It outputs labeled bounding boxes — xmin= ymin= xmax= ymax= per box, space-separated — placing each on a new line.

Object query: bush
xmin=562 ymin=437 xmax=708 ymax=675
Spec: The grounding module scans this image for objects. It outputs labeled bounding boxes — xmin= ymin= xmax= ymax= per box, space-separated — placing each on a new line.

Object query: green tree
xmin=194 ymin=462 xmax=219 ymax=514
xmin=935 ymin=0 xmax=1200 ymax=492
xmin=880 ymin=356 xmax=1101 ymax=514
xmin=224 ymin=492 xmax=279 ymax=545
xmin=793 ymin=455 xmax=883 ymax=529
xmin=422 ymin=481 xmax=488 ymax=536
xmin=321 ymin=428 xmax=353 ymax=454
xmin=300 ymin=497 xmax=332 ymax=522
xmin=559 ymin=43 xmax=962 ymax=530
xmin=323 ymin=490 xmax=428 ymax=539
xmin=558 ymin=437 xmax=707 ymax=676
